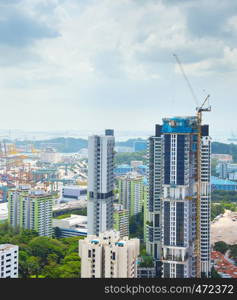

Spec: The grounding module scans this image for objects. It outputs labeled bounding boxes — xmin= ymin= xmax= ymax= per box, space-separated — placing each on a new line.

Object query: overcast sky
xmin=0 ymin=0 xmax=236 ymax=138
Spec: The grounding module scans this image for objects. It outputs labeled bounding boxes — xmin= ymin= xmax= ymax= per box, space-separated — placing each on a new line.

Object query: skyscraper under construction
xmin=146 ymin=115 xmax=211 ymax=278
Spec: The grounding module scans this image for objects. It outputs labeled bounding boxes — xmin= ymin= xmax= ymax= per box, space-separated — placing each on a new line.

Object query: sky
xmin=0 ymin=0 xmax=237 ymax=139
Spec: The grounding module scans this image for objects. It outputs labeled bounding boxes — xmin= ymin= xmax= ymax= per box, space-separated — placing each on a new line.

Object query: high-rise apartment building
xmin=145 ymin=128 xmax=163 ymax=276
xmin=146 ymin=117 xmax=211 ymax=278
xmin=87 ymin=129 xmax=115 ymax=235
xmin=8 ymin=186 xmax=53 ymax=237
xmin=113 ymin=203 xmax=129 ymax=238
xmin=0 ymin=244 xmax=18 ymax=278
xmin=79 ymin=230 xmax=140 ymax=278
xmin=118 ymin=173 xmax=145 ymax=217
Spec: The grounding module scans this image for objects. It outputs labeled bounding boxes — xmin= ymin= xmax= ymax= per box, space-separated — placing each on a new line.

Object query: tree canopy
xmin=0 ymin=222 xmax=84 ymax=278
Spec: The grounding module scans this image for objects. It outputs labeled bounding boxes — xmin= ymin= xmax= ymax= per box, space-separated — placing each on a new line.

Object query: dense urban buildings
xmin=8 ymin=185 xmax=53 ymax=237
xmin=0 ymin=244 xmax=18 ymax=278
xmin=87 ymin=129 xmax=115 ymax=235
xmin=79 ymin=230 xmax=140 ymax=278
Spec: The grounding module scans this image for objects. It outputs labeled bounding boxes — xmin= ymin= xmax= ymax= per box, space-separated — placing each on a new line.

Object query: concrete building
xmin=79 ymin=230 xmax=140 ymax=278
xmin=145 ymin=128 xmax=163 ymax=276
xmin=87 ymin=129 xmax=115 ymax=236
xmin=0 ymin=202 xmax=8 ymax=223
xmin=0 ymin=244 xmax=18 ymax=278
xmin=61 ymin=185 xmax=87 ymax=202
xmin=53 ymin=214 xmax=87 ymax=238
xmin=137 ymin=267 xmax=156 ymax=278
xmin=118 ymin=173 xmax=145 ymax=217
xmin=218 ymin=162 xmax=228 ymax=179
xmin=157 ymin=116 xmax=211 ymax=278
xmin=113 ymin=203 xmax=129 ymax=238
xmin=211 ymin=154 xmax=232 ymax=163
xmin=8 ymin=186 xmax=53 ymax=237
xmin=40 ymin=147 xmax=61 ymax=164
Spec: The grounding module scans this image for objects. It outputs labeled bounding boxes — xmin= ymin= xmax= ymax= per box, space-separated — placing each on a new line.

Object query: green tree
xmin=211 ymin=266 xmax=221 ymax=278
xmin=213 ymin=241 xmax=229 ymax=254
xmin=27 ymin=256 xmax=41 ymax=278
xmin=28 ymin=236 xmax=66 ymax=265
xmin=129 ymin=212 xmax=144 ymax=240
xmin=229 ymin=244 xmax=237 ymax=262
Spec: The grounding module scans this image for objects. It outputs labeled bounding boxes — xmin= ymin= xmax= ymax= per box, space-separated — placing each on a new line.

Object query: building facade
xmin=0 ymin=244 xmax=18 ymax=278
xmin=113 ymin=203 xmax=129 ymax=238
xmin=118 ymin=173 xmax=145 ymax=217
xmin=145 ymin=128 xmax=163 ymax=275
xmin=53 ymin=214 xmax=87 ymax=238
xmin=8 ymin=186 xmax=53 ymax=237
xmin=146 ymin=117 xmax=211 ymax=278
xmin=87 ymin=129 xmax=115 ymax=235
xmin=160 ymin=116 xmax=211 ymax=278
xmin=79 ymin=230 xmax=140 ymax=278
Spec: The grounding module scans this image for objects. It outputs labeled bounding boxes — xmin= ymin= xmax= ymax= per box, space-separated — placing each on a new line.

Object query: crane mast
xmin=173 ymin=53 xmax=211 ymax=278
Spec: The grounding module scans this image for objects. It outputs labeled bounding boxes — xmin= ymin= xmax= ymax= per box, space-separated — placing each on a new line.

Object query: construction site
xmin=0 ymin=141 xmax=88 ymax=208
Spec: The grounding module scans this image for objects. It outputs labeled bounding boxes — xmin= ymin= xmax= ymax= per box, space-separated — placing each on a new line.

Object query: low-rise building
xmin=61 ymin=185 xmax=87 ymax=202
xmin=211 ymin=251 xmax=237 ymax=278
xmin=53 ymin=214 xmax=87 ymax=238
xmin=211 ymin=176 xmax=237 ymax=191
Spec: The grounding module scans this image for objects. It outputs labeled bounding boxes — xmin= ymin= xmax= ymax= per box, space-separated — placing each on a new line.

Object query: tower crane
xmin=173 ymin=53 xmax=211 ymax=278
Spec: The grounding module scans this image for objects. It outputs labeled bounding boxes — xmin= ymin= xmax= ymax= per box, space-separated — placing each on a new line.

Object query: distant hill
xmin=8 ymin=137 xmax=88 ymax=153
xmin=4 ymin=138 xmax=235 ymax=157
xmin=116 ymin=138 xmax=146 ymax=148
xmin=2 ymin=137 xmax=148 ymax=153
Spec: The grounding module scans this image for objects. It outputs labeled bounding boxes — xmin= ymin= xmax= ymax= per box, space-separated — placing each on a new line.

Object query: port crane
xmin=173 ymin=53 xmax=211 ymax=278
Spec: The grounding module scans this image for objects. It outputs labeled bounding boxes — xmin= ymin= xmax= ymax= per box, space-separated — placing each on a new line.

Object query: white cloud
xmin=0 ymin=0 xmax=236 ymax=136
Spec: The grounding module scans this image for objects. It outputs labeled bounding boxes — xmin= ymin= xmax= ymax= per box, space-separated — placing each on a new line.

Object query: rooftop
xmin=211 ymin=176 xmax=237 ymax=186
xmin=162 ymin=116 xmax=198 ymax=134
xmin=212 ymin=251 xmax=237 ymax=278
xmin=0 ymin=244 xmax=18 ymax=252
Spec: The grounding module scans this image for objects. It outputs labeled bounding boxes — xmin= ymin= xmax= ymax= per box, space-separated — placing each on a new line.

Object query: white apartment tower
xmin=145 ymin=127 xmax=163 ymax=276
xmin=79 ymin=230 xmax=140 ymax=278
xmin=0 ymin=244 xmax=18 ymax=278
xmin=87 ymin=129 xmax=115 ymax=236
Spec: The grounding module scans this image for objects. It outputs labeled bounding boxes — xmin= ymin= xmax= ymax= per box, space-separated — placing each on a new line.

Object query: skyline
xmin=0 ymin=0 xmax=236 ymax=136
